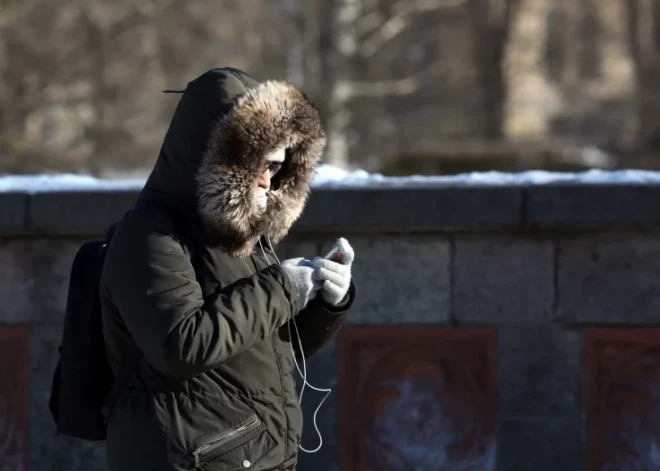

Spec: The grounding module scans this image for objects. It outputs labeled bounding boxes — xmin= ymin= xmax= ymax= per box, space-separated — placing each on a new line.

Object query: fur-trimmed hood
xmin=140 ymin=68 xmax=325 ymax=258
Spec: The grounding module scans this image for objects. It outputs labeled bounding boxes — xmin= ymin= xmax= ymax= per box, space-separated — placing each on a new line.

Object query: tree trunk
xmin=281 ymin=0 xmax=305 ymax=86
xmin=470 ymin=0 xmax=520 ymax=139
xmin=324 ymin=0 xmax=361 ymax=167
xmin=476 ymin=39 xmax=507 ymax=139
xmin=625 ymin=0 xmax=660 ymax=150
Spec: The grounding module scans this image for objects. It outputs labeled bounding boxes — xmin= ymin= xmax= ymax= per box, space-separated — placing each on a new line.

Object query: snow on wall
xmin=0 ymin=174 xmax=145 ymax=193
xmin=312 ymin=165 xmax=660 ymax=187
xmin=4 ymin=164 xmax=660 ymax=194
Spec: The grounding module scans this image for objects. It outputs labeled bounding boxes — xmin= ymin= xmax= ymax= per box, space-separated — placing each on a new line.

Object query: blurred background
xmin=0 ymin=0 xmax=658 ymax=177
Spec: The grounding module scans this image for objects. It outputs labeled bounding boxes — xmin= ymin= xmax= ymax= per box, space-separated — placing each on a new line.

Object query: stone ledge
xmin=2 ymin=183 xmax=660 ymax=235
xmin=526 ymin=184 xmax=660 ymax=226
xmin=29 ymin=191 xmax=139 ymax=235
xmin=296 ymin=187 xmax=523 ymax=231
xmin=0 ymin=192 xmax=28 ymax=232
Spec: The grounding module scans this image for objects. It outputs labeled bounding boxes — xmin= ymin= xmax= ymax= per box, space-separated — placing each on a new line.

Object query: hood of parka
xmin=139 ymin=67 xmax=326 ymax=258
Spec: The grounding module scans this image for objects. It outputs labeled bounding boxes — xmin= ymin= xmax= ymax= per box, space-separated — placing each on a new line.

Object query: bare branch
xmin=391 ymin=0 xmax=469 ymax=16
xmin=358 ymin=0 xmax=469 ymax=56
xmin=361 ymin=0 xmax=379 ymax=11
xmin=359 ymin=16 xmax=409 ymax=56
xmin=335 ymin=77 xmax=420 ymax=99
xmin=355 ymin=10 xmax=387 ymax=36
xmin=80 ymin=0 xmax=172 ymax=41
xmin=335 ymin=63 xmax=445 ymax=99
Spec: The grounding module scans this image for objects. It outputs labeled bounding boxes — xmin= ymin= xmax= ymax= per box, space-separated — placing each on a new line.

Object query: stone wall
xmin=2 ymin=184 xmax=660 ymax=470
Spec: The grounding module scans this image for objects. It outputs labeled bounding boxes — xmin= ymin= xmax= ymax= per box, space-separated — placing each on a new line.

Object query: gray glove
xmin=280 ymin=257 xmax=322 ymax=308
xmin=312 ymin=238 xmax=354 ymax=306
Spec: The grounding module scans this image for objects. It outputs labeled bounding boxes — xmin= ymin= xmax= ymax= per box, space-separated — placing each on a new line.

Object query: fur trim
xmin=196 ymin=81 xmax=325 ymax=258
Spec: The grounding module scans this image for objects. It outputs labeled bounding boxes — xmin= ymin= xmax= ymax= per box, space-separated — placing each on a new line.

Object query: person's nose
xmin=258 ymin=168 xmax=271 ymax=190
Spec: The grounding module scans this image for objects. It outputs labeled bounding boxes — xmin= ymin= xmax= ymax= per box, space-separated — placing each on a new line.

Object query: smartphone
xmin=325 ymin=245 xmax=343 ymax=263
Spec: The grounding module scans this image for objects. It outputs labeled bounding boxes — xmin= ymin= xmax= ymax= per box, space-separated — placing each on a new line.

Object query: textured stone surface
xmin=0 ymin=239 xmax=80 ymax=324
xmin=27 ymin=240 xmax=81 ymax=324
xmin=0 ymin=328 xmax=28 ymax=471
xmin=0 ymin=193 xmax=27 ymax=232
xmin=498 ymin=324 xmax=581 ymax=417
xmin=5 ymin=184 xmax=660 ymax=236
xmin=454 ymin=237 xmax=554 ymax=323
xmin=30 ymin=388 xmax=107 ymax=471
xmin=0 ymin=187 xmax=525 ymax=236
xmin=339 ymin=326 xmax=497 ymax=471
xmin=29 ymin=326 xmax=107 ymax=470
xmin=4 ymin=185 xmax=660 ymax=471
xmin=296 ymin=187 xmax=524 ymax=231
xmin=30 ymin=325 xmax=63 ymax=392
xmin=497 ymin=418 xmax=584 ymax=471
xmin=558 ymin=236 xmax=660 ymax=323
xmin=29 ymin=191 xmax=138 ymax=234
xmin=0 ymin=241 xmax=33 ymax=324
xmin=585 ymin=328 xmax=660 ymax=471
xmin=320 ymin=237 xmax=451 ymax=324
xmin=296 ymin=338 xmax=341 ymax=471
xmin=527 ymin=184 xmax=660 ymax=225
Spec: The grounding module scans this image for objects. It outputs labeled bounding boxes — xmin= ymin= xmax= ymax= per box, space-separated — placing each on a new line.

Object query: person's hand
xmin=280 ymin=258 xmax=322 ymax=308
xmin=312 ymin=238 xmax=354 ymax=306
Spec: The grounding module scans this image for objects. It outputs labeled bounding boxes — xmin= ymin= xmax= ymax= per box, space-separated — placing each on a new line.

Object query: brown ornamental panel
xmin=587 ymin=328 xmax=660 ymax=471
xmin=0 ymin=327 xmax=28 ymax=471
xmin=340 ymin=326 xmax=497 ymax=471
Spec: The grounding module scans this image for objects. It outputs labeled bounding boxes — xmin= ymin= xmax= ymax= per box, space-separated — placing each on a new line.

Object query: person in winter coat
xmin=100 ymin=67 xmax=356 ymax=471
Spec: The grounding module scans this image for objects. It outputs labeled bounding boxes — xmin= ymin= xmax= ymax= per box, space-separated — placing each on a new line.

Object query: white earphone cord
xmin=260 ymin=236 xmax=330 ymax=454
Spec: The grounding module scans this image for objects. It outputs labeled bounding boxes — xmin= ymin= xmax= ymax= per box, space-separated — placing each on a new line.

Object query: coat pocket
xmin=192 ymin=414 xmax=276 ymax=470
xmin=165 ymin=390 xmax=283 ymax=470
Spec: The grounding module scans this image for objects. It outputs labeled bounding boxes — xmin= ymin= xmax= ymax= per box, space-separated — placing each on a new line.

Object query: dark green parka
xmin=100 ymin=68 xmax=355 ymax=471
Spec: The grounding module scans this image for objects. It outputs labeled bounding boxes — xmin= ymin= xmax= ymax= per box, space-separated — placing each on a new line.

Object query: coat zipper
xmin=192 ymin=416 xmax=261 ymax=467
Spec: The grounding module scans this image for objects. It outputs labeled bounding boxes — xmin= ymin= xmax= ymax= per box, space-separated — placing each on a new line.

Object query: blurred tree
xmin=625 ymin=0 xmax=660 ymax=153
xmin=467 ymin=0 xmax=521 ymax=139
xmin=0 ymin=0 xmax=653 ymax=175
xmin=0 ymin=0 xmax=287 ymax=175
xmin=323 ymin=0 xmax=473 ymax=167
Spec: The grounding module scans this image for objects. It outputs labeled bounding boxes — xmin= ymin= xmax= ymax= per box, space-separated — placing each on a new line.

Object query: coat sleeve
xmin=279 ymin=280 xmax=356 ymax=360
xmin=103 ymin=226 xmax=300 ymax=379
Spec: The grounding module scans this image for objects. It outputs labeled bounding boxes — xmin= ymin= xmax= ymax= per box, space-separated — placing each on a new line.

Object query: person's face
xmin=254 ymin=148 xmax=285 ymax=211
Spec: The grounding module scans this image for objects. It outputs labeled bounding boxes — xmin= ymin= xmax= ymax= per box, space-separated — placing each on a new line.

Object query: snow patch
xmin=0 ymin=173 xmax=145 ymax=194
xmin=311 ymin=164 xmax=660 ymax=187
xmin=4 ymin=165 xmax=660 ymax=194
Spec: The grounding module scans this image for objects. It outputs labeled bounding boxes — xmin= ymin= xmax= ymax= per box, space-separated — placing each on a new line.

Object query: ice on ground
xmin=4 ymin=164 xmax=660 ymax=194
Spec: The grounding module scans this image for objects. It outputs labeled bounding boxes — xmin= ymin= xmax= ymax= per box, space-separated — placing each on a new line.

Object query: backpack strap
xmin=100 ymin=199 xmax=199 ymax=424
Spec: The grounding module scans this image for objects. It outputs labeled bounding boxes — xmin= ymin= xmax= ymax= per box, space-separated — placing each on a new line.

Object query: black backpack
xmin=48 ymin=201 xmax=191 ymax=441
xmin=47 ymin=219 xmax=142 ymax=441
